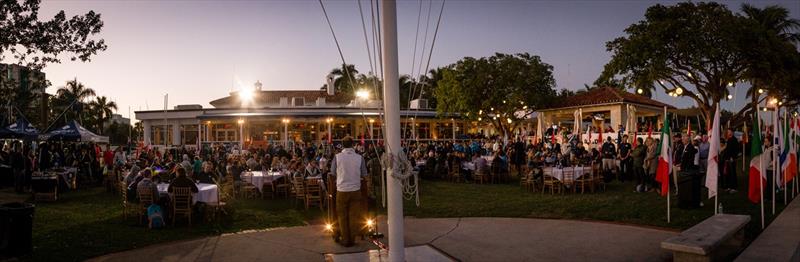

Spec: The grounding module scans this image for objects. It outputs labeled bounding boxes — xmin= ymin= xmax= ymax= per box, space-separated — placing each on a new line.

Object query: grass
xmin=403 ymin=166 xmax=792 ymax=243
xmin=4 ymin=158 xmax=793 ymax=261
xmin=13 ymin=187 xmax=320 ymax=262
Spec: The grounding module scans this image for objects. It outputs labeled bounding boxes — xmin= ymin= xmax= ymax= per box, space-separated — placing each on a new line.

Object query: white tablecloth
xmin=544 ymin=166 xmax=591 ymax=182
xmin=157 ymin=183 xmax=218 ymax=204
xmin=241 ymin=171 xmax=285 ymax=187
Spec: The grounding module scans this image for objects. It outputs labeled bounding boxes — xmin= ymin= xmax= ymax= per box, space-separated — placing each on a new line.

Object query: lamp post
xmin=326 ymin=118 xmax=333 ymax=144
xmin=282 ymin=118 xmax=290 ymax=148
xmin=368 ymin=118 xmax=375 ymax=141
xmin=451 ymin=118 xmax=456 ymax=141
xmin=237 ymin=119 xmax=244 ymax=150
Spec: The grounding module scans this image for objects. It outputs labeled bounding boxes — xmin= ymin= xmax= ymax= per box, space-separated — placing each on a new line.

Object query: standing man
xmin=601 ymin=136 xmax=616 ymax=180
xmin=513 ymin=138 xmax=525 ymax=177
xmin=618 ymin=135 xmax=632 ymax=182
xmin=330 ymin=136 xmax=368 ymax=247
xmin=721 ymin=128 xmax=740 ymax=193
xmin=698 ymin=134 xmax=710 ymax=173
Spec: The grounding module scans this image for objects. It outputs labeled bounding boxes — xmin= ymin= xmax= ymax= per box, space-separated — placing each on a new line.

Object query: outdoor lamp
xmin=758 ymin=89 xmax=764 ymax=94
xmin=324 ymin=223 xmax=333 ymax=232
xmin=727 ymin=94 xmax=733 ymax=100
xmin=523 ymin=105 xmax=528 ymax=110
xmin=636 ymin=88 xmax=643 ymax=94
xmin=507 ymin=118 xmax=512 ymax=124
xmin=356 ymin=89 xmax=370 ymax=100
xmin=282 ymin=118 xmax=290 ymax=124
xmin=778 ymin=101 xmax=783 ymax=106
xmin=369 ymin=119 xmax=375 ymax=123
xmin=727 ymin=82 xmax=734 ymax=87
xmin=366 ymin=219 xmax=374 ymax=227
xmin=239 ymin=87 xmax=254 ymax=102
xmin=237 ymin=119 xmax=244 ymax=125
xmin=477 ymin=117 xmax=482 ymax=121
xmin=326 ymin=118 xmax=333 ymax=123
xmin=770 ymin=98 xmax=778 ymax=105
xmin=675 ymin=87 xmax=683 ymax=95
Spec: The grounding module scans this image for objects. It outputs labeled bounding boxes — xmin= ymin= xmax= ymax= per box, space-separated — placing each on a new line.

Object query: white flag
xmin=705 ymin=104 xmax=721 ymax=198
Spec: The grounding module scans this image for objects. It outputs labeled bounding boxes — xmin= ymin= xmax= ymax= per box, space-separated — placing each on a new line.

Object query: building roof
xmin=209 ymin=89 xmax=352 ymax=108
xmin=544 ymin=87 xmax=675 ymax=110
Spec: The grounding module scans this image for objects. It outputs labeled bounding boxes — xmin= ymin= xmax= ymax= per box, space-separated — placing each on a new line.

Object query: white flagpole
xmin=666 ymin=106 xmax=670 ymax=223
xmin=773 ymin=108 xmax=776 ymax=215
xmin=784 ymin=109 xmax=788 ymax=206
xmin=758 ymin=104 xmax=765 ymax=229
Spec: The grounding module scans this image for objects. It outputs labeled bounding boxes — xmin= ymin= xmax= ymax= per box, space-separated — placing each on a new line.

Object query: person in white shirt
xmin=330 ymin=136 xmax=368 ymax=247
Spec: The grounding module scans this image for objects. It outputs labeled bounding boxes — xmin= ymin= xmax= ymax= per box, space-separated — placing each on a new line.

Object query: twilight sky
xmin=34 ymin=0 xmax=800 ymax=121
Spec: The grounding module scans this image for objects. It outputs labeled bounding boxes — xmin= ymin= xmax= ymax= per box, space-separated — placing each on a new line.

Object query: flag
xmin=687 ymin=118 xmax=692 ymax=137
xmin=783 ymin=116 xmax=798 ymax=184
xmin=706 ymin=105 xmax=721 ymax=198
xmin=647 ymin=122 xmax=653 ymax=139
xmin=655 ymin=108 xmax=672 ymax=197
xmin=748 ymin=113 xmax=766 ymax=204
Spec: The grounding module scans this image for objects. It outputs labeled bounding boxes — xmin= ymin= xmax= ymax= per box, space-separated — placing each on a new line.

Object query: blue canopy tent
xmin=2 ymin=119 xmax=40 ymax=139
xmin=40 ymin=120 xmax=109 ymax=143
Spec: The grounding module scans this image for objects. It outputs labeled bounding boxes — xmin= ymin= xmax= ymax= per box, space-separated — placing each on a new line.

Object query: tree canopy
xmin=597 ymin=2 xmax=800 ymax=126
xmin=433 ymin=52 xmax=557 ymax=136
xmin=1 ymin=0 xmax=107 ymax=70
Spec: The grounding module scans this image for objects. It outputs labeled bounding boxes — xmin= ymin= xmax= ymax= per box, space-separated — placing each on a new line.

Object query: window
xmin=292 ymin=97 xmax=305 ymax=107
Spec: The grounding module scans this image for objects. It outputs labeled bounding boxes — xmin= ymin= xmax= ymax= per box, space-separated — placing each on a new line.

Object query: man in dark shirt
xmin=721 ymin=129 xmax=740 ymax=193
xmin=168 ymin=167 xmax=199 ymax=193
xmin=618 ymin=135 xmax=632 ymax=182
xmin=601 ymin=136 xmax=616 ymax=175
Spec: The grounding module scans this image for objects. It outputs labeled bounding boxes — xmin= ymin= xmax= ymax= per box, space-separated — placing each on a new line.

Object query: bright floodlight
xmin=356 ymin=89 xmax=370 ymax=100
xmin=240 ymin=87 xmax=254 ymax=103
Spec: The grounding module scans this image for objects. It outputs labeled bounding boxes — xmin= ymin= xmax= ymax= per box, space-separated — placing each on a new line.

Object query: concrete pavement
xmin=90 ymin=217 xmax=677 ymax=262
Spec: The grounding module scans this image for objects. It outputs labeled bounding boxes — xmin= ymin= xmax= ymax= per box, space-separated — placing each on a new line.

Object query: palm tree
xmin=55 ymin=78 xmax=96 ymax=124
xmin=328 ymin=64 xmax=359 ymax=96
xmin=88 ymin=96 xmax=117 ymax=134
xmin=741 ymin=4 xmax=800 ymax=44
xmin=398 ymin=75 xmax=416 ymax=108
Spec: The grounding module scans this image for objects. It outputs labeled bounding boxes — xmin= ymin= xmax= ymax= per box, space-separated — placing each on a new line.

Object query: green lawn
xmin=16 ymin=188 xmax=320 ymax=262
xmin=4 ymin=159 xmax=794 ymax=261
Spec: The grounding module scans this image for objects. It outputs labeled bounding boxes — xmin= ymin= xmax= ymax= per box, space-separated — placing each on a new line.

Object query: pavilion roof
xmin=542 ymin=87 xmax=675 ymax=110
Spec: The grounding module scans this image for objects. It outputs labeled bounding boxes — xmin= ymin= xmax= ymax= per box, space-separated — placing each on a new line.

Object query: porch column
xmin=143 ymin=121 xmax=152 ymax=145
xmin=172 ymin=123 xmax=181 ymax=146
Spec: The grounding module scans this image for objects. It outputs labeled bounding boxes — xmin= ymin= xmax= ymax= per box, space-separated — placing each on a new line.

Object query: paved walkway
xmin=90 ymin=217 xmax=677 ymax=262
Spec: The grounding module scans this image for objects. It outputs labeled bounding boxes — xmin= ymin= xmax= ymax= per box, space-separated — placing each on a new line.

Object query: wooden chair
xmin=240 ymin=180 xmax=258 ymax=199
xmin=172 ymin=187 xmax=193 ymax=226
xmin=542 ymin=168 xmax=561 ymax=194
xmin=305 ymin=178 xmax=323 ymax=210
xmin=291 ymin=176 xmax=306 ymax=206
xmin=275 ymin=176 xmax=291 ymax=198
xmin=591 ymin=162 xmax=606 ymax=192
xmin=137 ymin=186 xmax=155 ymax=225
xmin=474 ymin=167 xmax=488 ymax=184
xmin=561 ymin=168 xmax=575 ymax=194
xmin=120 ymin=182 xmax=136 ymax=221
xmin=573 ymin=166 xmax=594 ymax=194
xmin=449 ymin=161 xmax=461 ymax=183
xmin=520 ymin=168 xmax=538 ymax=192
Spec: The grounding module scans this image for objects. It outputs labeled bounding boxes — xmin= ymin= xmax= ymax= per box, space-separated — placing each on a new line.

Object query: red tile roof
xmin=545 ymin=87 xmax=675 ymax=110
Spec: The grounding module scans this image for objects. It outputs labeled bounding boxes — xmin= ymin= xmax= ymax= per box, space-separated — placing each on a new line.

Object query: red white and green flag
xmin=655 ymin=107 xmax=672 ymax=197
xmin=779 ymin=117 xmax=797 ymax=186
xmin=748 ymin=112 xmax=766 ymax=204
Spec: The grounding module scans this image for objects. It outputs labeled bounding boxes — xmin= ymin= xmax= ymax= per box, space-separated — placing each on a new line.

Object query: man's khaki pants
xmin=336 ymin=190 xmax=364 ymax=245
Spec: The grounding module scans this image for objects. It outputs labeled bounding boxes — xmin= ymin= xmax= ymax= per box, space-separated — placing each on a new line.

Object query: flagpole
xmin=666 ymin=106 xmax=670 ymax=223
xmin=772 ymin=107 xmax=776 ymax=215
xmin=784 ymin=109 xmax=788 ymax=206
xmin=758 ymin=105 xmax=765 ymax=229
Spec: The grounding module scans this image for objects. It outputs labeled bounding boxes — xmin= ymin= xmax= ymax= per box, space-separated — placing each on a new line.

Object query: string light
xmin=758 ymin=89 xmax=764 ymax=94
xmin=636 ymin=88 xmax=643 ymax=94
xmin=675 ymin=88 xmax=683 ymax=95
xmin=727 ymin=82 xmax=733 ymax=87
xmin=727 ymin=94 xmax=733 ymax=100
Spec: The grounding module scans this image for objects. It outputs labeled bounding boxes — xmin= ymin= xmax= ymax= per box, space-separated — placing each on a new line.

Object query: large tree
xmin=597 ymin=2 xmax=800 ymax=126
xmin=1 ymin=0 xmax=107 ymax=70
xmin=54 ymin=78 xmax=95 ymax=125
xmin=433 ymin=52 xmax=557 ymax=137
xmin=88 ymin=95 xmax=117 ymax=134
xmin=326 ymin=64 xmax=359 ymax=96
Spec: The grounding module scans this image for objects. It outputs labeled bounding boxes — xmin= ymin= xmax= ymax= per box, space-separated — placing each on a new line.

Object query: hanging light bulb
xmin=636 ymin=88 xmax=644 ymax=94
xmin=675 ymin=88 xmax=683 ymax=95
xmin=727 ymin=94 xmax=733 ymax=100
xmin=758 ymin=89 xmax=764 ymax=94
xmin=727 ymin=82 xmax=734 ymax=87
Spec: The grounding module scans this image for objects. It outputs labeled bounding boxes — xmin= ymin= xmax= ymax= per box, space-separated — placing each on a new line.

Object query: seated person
xmin=194 ymin=162 xmax=218 ymax=184
xmin=168 ymin=167 xmax=199 ymax=193
xmin=136 ymin=168 xmax=159 ymax=203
